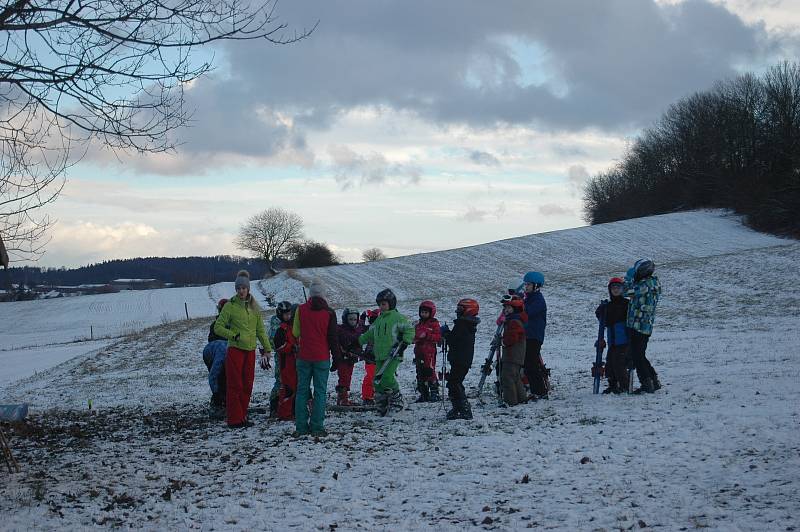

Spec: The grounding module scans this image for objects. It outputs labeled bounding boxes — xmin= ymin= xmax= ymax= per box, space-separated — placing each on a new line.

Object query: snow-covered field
xmin=0 ymin=279 xmax=276 ymax=384
xmin=1 ymin=210 xmax=799 ymax=531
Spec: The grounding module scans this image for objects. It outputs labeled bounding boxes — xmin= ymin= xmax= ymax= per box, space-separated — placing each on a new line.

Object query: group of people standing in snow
xmin=202 ymin=258 xmax=662 ymax=436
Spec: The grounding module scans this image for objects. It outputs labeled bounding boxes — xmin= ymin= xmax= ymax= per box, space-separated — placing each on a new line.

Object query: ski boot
xmin=460 ymin=399 xmax=473 ymax=420
xmin=269 ymin=394 xmax=279 ymax=418
xmin=336 ymin=385 xmax=352 ymax=406
xmin=428 ymin=382 xmax=441 ymax=402
xmin=446 ymin=402 xmax=460 ymax=420
xmin=414 ymin=381 xmax=430 ymax=403
xmin=375 ymin=392 xmax=390 ymax=417
xmin=633 ymin=378 xmax=655 ymax=394
xmin=209 ymin=395 xmax=226 ymax=420
xmin=389 ymin=390 xmax=405 ymax=413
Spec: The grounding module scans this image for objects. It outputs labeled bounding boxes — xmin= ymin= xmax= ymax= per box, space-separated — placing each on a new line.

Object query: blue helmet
xmin=523 ymin=271 xmax=545 ymax=286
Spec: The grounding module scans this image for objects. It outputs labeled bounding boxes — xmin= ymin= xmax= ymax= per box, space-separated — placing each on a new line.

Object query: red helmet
xmin=456 ymin=298 xmax=479 ymax=317
xmin=608 ymin=277 xmax=624 ymax=287
xmin=419 ymin=300 xmax=437 ymax=318
xmin=217 ymin=298 xmax=228 ymax=311
xmin=501 ymin=294 xmax=524 ymax=311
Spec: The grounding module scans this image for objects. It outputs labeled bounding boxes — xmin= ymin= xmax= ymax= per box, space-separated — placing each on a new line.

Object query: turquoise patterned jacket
xmin=625 ymin=275 xmax=661 ymax=335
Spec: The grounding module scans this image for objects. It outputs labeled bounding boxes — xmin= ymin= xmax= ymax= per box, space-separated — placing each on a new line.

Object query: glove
xmin=259 ymin=353 xmax=271 ymax=370
xmin=595 ymin=338 xmax=606 ymax=350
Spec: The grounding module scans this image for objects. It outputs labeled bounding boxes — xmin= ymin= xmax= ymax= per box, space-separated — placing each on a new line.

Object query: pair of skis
xmin=474 ymin=323 xmax=504 ymax=403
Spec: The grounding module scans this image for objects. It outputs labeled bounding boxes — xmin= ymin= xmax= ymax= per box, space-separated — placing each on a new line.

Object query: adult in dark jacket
xmin=442 ymin=298 xmax=480 ymax=420
xmin=595 ymin=278 xmax=630 ymax=393
xmin=522 ymin=271 xmax=549 ymax=399
xmin=292 ymin=281 xmax=341 ymax=437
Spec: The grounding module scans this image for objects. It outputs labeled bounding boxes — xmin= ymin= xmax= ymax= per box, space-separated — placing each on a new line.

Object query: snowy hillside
xmin=1 ymin=209 xmax=798 ymax=530
xmin=260 ymin=209 xmax=791 ymax=307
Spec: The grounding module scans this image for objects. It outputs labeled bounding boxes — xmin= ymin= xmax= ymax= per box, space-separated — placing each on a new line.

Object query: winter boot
xmin=376 ymin=391 xmax=390 ymax=417
xmin=652 ymin=374 xmax=662 ymax=391
xmin=428 ymin=382 xmax=441 ymax=402
xmin=414 ymin=381 xmax=430 ymax=403
xmin=389 ymin=390 xmax=405 ymax=413
xmin=336 ymin=385 xmax=352 ymax=406
xmin=446 ymin=401 xmax=460 ymax=420
xmin=269 ymin=394 xmax=279 ymax=417
xmin=601 ymin=386 xmax=615 ymax=394
xmin=633 ymin=378 xmax=655 ymax=394
xmin=459 ymin=399 xmax=473 ymax=420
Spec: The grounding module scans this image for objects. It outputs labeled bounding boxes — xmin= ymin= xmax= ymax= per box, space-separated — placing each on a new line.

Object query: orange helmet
xmin=456 ymin=298 xmax=479 ymax=317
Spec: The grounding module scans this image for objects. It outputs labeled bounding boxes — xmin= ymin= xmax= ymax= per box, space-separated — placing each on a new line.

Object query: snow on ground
xmin=0 ymin=341 xmax=111 ymax=387
xmin=1 ymin=210 xmax=799 ymax=530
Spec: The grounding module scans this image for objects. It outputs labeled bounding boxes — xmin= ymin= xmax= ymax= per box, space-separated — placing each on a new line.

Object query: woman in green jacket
xmin=214 ymin=270 xmax=272 ymax=428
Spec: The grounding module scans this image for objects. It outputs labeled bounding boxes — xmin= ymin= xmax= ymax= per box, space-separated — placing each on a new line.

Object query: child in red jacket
xmin=273 ymin=302 xmax=298 ymax=420
xmin=414 ymin=300 xmax=442 ymax=402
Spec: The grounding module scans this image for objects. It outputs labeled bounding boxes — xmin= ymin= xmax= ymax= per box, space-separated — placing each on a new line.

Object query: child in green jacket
xmin=358 ymin=288 xmax=415 ymax=416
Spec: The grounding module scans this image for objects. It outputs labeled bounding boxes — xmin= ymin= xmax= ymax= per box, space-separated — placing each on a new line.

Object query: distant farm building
xmin=111 ymin=279 xmax=164 ymax=290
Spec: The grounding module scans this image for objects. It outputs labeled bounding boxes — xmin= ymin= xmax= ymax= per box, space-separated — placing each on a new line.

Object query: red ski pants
xmin=277 ymin=352 xmax=298 ymax=420
xmin=361 ymin=362 xmax=376 ymax=400
xmin=225 ymin=346 xmax=255 ymax=426
xmin=337 ymin=361 xmax=354 ymax=390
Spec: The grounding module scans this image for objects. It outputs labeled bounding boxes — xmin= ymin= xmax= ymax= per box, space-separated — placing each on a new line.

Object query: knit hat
xmin=235 ymin=269 xmax=251 ymax=291
xmin=308 ymin=281 xmax=326 ymax=299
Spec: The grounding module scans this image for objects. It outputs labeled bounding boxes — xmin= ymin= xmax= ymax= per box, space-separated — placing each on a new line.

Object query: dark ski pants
xmin=225 ymin=347 xmax=255 ymax=426
xmin=524 ymin=339 xmax=550 ymax=396
xmin=447 ymin=363 xmax=470 ymax=402
xmin=627 ymin=330 xmax=657 ymax=383
xmin=606 ymin=344 xmax=630 ymax=392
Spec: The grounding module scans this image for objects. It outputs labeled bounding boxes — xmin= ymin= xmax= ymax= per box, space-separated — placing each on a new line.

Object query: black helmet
xmin=277 ymin=301 xmax=292 ymax=314
xmin=375 ymin=288 xmax=397 ymax=310
xmin=634 ymin=259 xmax=655 ymax=281
xmin=341 ymin=308 xmax=359 ymax=324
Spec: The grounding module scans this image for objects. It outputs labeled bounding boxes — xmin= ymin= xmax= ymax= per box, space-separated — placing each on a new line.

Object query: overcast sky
xmin=37 ymin=0 xmax=800 ymax=267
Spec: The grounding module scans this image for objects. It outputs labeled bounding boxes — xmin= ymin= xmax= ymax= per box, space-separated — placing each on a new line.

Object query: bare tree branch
xmin=1 ymin=0 xmax=314 ymax=261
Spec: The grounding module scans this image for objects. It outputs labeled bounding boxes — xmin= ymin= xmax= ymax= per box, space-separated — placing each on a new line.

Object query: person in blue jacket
xmin=625 ymin=259 xmax=662 ymax=394
xmin=522 ymin=271 xmax=550 ymax=399
xmin=203 ymin=298 xmax=229 ymax=419
xmin=595 ymin=277 xmax=630 ymax=393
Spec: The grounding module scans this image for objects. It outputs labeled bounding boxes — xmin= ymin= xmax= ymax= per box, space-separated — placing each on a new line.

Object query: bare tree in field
xmin=1 ymin=0 xmax=314 ymax=262
xmin=362 ymin=247 xmax=386 ymax=262
xmin=236 ymin=208 xmax=304 ymax=275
